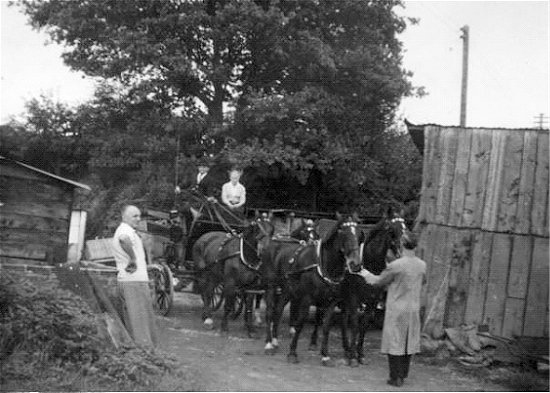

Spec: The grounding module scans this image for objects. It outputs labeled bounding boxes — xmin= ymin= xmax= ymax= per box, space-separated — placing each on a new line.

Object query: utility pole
xmin=460 ymin=25 xmax=469 ymax=127
xmin=533 ymin=113 xmax=549 ymax=129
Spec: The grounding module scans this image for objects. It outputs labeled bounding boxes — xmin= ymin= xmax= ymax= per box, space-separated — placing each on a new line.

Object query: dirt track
xmin=158 ymin=292 xmax=507 ymax=391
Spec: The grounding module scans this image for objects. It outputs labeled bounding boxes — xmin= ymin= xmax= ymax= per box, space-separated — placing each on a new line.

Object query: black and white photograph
xmin=1 ymin=0 xmax=548 ymax=391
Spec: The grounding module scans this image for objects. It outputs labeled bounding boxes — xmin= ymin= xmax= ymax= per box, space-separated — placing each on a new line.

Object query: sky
xmin=1 ymin=0 xmax=548 ymax=129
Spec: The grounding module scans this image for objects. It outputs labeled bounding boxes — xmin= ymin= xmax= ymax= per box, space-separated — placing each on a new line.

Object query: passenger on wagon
xmin=221 ymin=168 xmax=246 ymax=213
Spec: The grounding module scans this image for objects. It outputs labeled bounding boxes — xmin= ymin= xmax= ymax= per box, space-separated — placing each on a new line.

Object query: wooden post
xmin=460 ymin=26 xmax=469 ymax=127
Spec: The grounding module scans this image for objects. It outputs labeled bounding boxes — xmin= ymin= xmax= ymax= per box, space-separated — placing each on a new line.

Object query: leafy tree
xmin=16 ymin=0 xmax=422 ymax=215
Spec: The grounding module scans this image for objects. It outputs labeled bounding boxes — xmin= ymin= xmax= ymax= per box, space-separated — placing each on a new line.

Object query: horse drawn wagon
xmin=138 ymin=192 xmax=348 ymax=317
xmin=83 ymin=186 xmax=402 ymax=333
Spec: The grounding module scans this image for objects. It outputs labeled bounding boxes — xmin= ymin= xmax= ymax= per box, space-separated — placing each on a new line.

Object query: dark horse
xmin=261 ymin=214 xmax=363 ymax=363
xmin=339 ymin=213 xmax=405 ymax=366
xmin=193 ymin=217 xmax=274 ymax=336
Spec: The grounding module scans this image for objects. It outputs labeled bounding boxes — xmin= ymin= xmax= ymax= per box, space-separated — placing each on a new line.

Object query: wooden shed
xmin=0 ymin=155 xmax=91 ymax=266
xmin=407 ymin=124 xmax=549 ymax=339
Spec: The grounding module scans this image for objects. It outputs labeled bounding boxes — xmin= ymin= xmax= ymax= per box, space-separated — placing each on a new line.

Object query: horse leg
xmin=287 ymin=297 xmax=309 ymax=364
xmin=289 ymin=298 xmax=299 ymax=336
xmin=357 ymin=311 xmax=368 ymax=364
xmin=244 ymin=291 xmax=256 ymax=338
xmin=309 ymin=306 xmax=323 ymax=351
xmin=264 ymin=284 xmax=277 ymax=354
xmin=200 ymin=275 xmax=215 ymax=329
xmin=347 ymin=303 xmax=360 ymax=367
xmin=221 ymin=280 xmax=236 ymax=333
xmin=320 ymin=300 xmax=338 ymax=367
xmin=340 ymin=302 xmax=352 ymax=360
xmin=271 ymin=289 xmax=289 ymax=352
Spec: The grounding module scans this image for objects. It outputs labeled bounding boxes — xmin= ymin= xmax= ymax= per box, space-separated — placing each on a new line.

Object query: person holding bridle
xmin=359 ymin=231 xmax=426 ymax=387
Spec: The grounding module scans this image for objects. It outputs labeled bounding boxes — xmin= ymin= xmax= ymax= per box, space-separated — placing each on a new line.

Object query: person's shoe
xmin=387 ymin=377 xmax=404 ymax=387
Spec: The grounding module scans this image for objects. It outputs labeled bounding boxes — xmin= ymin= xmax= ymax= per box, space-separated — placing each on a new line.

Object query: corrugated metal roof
xmin=0 ymin=155 xmax=91 ymax=190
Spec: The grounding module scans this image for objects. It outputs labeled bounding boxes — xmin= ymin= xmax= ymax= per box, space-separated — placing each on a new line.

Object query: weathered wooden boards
xmin=417 ymin=127 xmax=549 ymax=237
xmin=0 ymin=160 xmax=74 ymax=265
xmin=415 ymin=126 xmax=549 ymax=338
xmin=418 ymin=224 xmax=549 ymax=338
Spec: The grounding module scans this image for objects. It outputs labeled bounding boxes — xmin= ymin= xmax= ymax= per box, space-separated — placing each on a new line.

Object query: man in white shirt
xmin=221 ymin=169 xmax=246 ymax=212
xmin=112 ymin=205 xmax=158 ymax=348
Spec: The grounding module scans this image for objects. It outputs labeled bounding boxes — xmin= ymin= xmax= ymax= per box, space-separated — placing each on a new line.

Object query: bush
xmin=0 ymin=271 xmax=200 ymax=391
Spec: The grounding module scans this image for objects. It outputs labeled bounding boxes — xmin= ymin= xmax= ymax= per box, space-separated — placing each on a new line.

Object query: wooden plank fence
xmin=414 ymin=125 xmax=549 ymax=338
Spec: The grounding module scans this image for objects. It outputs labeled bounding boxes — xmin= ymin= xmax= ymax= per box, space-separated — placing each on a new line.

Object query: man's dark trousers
xmin=388 ymin=354 xmax=411 ymax=380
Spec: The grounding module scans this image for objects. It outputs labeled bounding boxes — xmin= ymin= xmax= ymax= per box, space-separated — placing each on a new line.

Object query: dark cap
xmin=197 ymin=156 xmax=213 ymax=167
xmin=401 ymin=230 xmax=418 ymax=250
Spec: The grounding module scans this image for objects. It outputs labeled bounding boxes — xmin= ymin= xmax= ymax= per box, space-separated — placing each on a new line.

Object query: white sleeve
xmin=221 ymin=183 xmax=231 ymax=205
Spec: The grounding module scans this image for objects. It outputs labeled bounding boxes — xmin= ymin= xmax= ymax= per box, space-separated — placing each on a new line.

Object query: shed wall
xmin=0 ymin=162 xmax=73 ymax=265
xmin=416 ymin=126 xmax=549 ymax=338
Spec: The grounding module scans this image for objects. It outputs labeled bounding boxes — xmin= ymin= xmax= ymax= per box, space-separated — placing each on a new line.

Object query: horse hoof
xmin=321 ymin=357 xmax=335 ymax=367
xmin=271 ymin=338 xmax=279 ymax=348
xmin=289 ymin=327 xmax=296 ymax=336
xmin=264 ymin=343 xmax=275 ymax=355
xmin=308 ymin=344 xmax=318 ymax=351
xmin=287 ymin=354 xmax=299 ymax=364
xmin=349 ymin=358 xmax=359 ymax=368
xmin=358 ymin=356 xmax=365 ymax=365
xmin=203 ymin=318 xmax=214 ymax=330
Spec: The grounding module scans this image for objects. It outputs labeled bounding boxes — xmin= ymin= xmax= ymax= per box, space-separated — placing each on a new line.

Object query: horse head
xmin=333 ymin=213 xmax=362 ymax=274
xmin=362 ymin=211 xmax=406 ymax=274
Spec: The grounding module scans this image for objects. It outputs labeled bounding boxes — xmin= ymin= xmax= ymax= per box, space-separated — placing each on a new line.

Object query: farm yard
xmin=3 ymin=269 xmax=546 ymax=392
xmin=1 ymin=1 xmax=549 ymax=392
xmin=157 ymin=290 xmax=546 ymax=392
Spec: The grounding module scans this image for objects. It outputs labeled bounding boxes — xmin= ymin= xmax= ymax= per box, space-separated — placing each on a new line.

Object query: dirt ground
xmin=156 ymin=292 xmax=512 ymax=392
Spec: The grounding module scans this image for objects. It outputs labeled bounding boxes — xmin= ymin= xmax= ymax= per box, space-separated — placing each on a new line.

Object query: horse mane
xmin=363 ymin=217 xmax=388 ymax=245
xmin=317 ymin=219 xmax=340 ymax=243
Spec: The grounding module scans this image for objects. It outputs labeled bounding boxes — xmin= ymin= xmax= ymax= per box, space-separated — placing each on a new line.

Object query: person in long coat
xmin=360 ymin=231 xmax=426 ymax=387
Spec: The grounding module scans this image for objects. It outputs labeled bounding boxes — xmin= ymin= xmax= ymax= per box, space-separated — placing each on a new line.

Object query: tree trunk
xmin=308 ymin=169 xmax=322 ymax=211
xmin=207 ymin=87 xmax=224 ymax=133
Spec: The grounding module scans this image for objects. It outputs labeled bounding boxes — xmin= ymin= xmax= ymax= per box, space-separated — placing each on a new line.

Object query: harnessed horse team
xmin=192 ymin=209 xmax=406 ymax=366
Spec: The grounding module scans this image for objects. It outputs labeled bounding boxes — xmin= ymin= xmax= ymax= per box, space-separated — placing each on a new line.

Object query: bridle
xmin=339 ymin=220 xmax=362 ymax=274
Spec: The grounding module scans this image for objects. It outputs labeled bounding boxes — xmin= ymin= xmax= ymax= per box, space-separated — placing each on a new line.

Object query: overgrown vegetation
xmin=0 ymin=271 xmax=201 ymax=391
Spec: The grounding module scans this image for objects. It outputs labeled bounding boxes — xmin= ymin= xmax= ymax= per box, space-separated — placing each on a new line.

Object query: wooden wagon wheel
xmin=148 ymin=264 xmax=174 ymax=316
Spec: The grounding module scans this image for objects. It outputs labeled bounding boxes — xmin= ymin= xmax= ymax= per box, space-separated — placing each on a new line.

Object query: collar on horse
xmin=215 ymin=232 xmax=262 ymax=271
xmin=285 ymin=239 xmax=345 ymax=285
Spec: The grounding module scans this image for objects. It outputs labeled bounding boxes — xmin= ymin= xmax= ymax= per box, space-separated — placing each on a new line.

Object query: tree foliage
xmin=11 ymin=0 xmax=423 ymax=219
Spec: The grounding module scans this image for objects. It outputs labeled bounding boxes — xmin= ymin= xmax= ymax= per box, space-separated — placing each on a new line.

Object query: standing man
xmin=112 ymin=205 xmax=158 ymax=348
xmin=360 ymin=231 xmax=426 ymax=387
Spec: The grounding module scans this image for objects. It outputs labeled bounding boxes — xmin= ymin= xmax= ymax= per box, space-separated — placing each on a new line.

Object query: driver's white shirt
xmin=112 ymin=223 xmax=149 ymax=282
